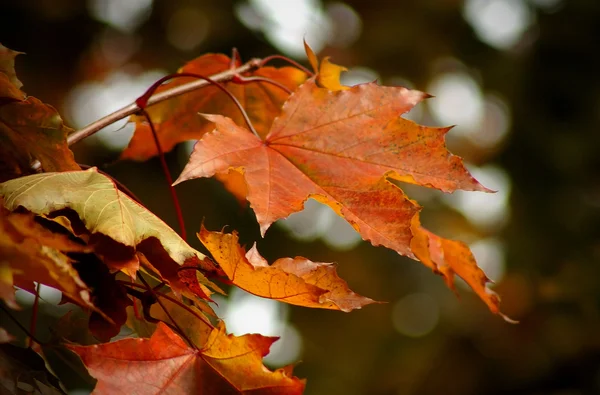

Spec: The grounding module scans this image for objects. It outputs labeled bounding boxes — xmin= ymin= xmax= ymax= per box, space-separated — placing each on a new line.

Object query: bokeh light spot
xmin=216 ymin=288 xmax=302 ymax=367
xmin=392 ymin=293 xmax=439 ymax=337
xmin=443 ymin=164 xmax=511 ymax=231
xmin=427 ymin=71 xmax=483 ymax=130
xmin=235 ymin=0 xmax=331 ymax=58
xmin=463 ymin=0 xmax=534 ymax=50
xmin=88 ymin=0 xmax=153 ymax=33
xmin=66 ymin=69 xmax=166 ymax=150
xmin=470 ymin=238 xmax=506 ymax=282
xmin=167 ymin=7 xmax=209 ymax=52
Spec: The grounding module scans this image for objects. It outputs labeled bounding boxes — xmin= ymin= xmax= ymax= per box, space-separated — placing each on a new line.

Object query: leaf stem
xmin=28 ymin=283 xmax=41 ymax=348
xmin=29 ymin=58 xmax=263 ymax=171
xmin=67 ymin=58 xmax=262 ymax=147
xmin=260 ymin=54 xmax=314 ymax=76
xmin=137 ymin=108 xmax=187 ymax=241
xmin=137 ymin=72 xmax=260 ymax=138
xmin=232 ymin=75 xmax=293 ymax=94
xmin=0 ymin=303 xmax=46 ymax=346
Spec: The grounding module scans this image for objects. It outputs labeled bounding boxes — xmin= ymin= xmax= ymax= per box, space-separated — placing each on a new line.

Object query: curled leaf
xmin=199 ymin=225 xmax=377 ymax=311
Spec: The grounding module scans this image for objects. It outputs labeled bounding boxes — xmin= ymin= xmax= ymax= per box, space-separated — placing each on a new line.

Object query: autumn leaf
xmin=199 ymin=226 xmax=376 ymax=311
xmin=175 ymin=78 xmax=504 ymax=314
xmin=0 ymin=45 xmax=78 ymax=182
xmin=0 ymin=204 xmax=94 ymax=311
xmin=121 ymin=53 xmax=307 ymax=161
xmin=69 ymin=322 xmax=305 ymax=394
xmin=304 ymin=41 xmax=349 ymax=91
xmin=409 ymin=215 xmax=514 ymax=321
xmin=0 ymin=168 xmax=222 ymax=296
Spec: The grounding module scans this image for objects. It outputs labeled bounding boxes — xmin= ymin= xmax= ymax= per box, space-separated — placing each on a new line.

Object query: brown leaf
xmin=121 ymin=53 xmax=307 ymax=161
xmin=69 ymin=322 xmax=305 ymax=394
xmin=199 ymin=226 xmax=377 ymax=311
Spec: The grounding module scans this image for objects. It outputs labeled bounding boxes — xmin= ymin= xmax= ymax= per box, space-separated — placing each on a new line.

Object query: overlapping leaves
xmin=175 ymin=67 xmax=503 ymax=316
xmin=0 ymin=41 xmax=510 ymax=395
xmin=69 ymin=322 xmax=305 ymax=394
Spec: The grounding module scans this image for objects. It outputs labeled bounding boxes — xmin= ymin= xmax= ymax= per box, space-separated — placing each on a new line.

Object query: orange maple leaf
xmin=121 ymin=53 xmax=307 ymax=161
xmin=69 ymin=322 xmax=305 ymax=394
xmin=199 ymin=225 xmax=377 ymax=311
xmin=174 ymin=78 xmax=505 ymax=315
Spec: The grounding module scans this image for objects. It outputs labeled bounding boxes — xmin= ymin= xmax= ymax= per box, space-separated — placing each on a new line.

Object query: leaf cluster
xmin=0 ymin=42 xmax=509 ymax=394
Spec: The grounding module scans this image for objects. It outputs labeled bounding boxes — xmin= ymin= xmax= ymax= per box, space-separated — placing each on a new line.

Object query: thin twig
xmin=260 ymin=54 xmax=314 ymax=76
xmin=0 ymin=303 xmax=46 ymax=346
xmin=30 ymin=58 xmax=263 ymax=171
xmin=138 ymin=108 xmax=187 ymax=240
xmin=232 ymin=75 xmax=293 ymax=94
xmin=27 ymin=283 xmax=41 ymax=348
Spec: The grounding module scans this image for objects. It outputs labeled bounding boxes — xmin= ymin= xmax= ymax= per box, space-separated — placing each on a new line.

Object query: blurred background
xmin=2 ymin=0 xmax=600 ymax=394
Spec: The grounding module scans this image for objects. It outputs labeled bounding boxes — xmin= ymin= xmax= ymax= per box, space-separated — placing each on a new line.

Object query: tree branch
xmin=31 ymin=57 xmax=263 ymax=170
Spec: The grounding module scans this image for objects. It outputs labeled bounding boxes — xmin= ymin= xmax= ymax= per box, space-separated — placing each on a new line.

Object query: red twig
xmin=260 ymin=54 xmax=314 ymax=76
xmin=231 ymin=75 xmax=293 ymax=94
xmin=0 ymin=303 xmax=46 ymax=346
xmin=28 ymin=283 xmax=41 ymax=348
xmin=136 ymin=72 xmax=259 ymax=138
xmin=137 ymin=108 xmax=186 ymax=241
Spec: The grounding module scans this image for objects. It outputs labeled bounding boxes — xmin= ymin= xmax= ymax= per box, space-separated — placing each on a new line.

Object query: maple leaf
xmin=0 ymin=204 xmax=94 ymax=311
xmin=409 ymin=214 xmax=513 ymax=320
xmin=68 ymin=322 xmax=305 ymax=394
xmin=121 ymin=53 xmax=307 ymax=161
xmin=0 ymin=45 xmax=78 ymax=182
xmin=0 ymin=168 xmax=223 ymax=297
xmin=175 ymin=78 xmax=505 ymax=315
xmin=199 ymin=225 xmax=377 ymax=311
